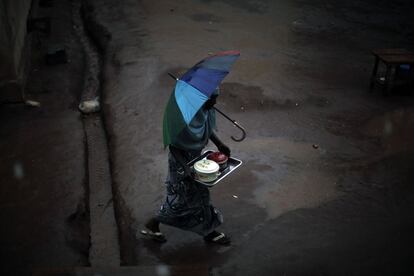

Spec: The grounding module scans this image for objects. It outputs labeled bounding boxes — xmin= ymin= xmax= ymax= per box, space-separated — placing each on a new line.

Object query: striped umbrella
xmin=163 ymin=50 xmax=240 ymax=147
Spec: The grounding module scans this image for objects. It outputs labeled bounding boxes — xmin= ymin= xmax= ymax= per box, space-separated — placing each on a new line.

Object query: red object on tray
xmin=207 ymin=151 xmax=228 ymax=170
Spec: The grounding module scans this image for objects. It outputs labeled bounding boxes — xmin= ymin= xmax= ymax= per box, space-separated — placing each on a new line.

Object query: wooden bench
xmin=369 ymin=48 xmax=414 ymax=95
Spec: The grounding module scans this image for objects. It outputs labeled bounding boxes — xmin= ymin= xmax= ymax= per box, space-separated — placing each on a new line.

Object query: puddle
xmin=361 ymin=108 xmax=414 ymax=154
xmin=189 ymin=13 xmax=223 ymax=23
xmin=200 ymin=0 xmax=269 ymax=14
xmin=157 ymin=78 xmax=299 ymax=112
xmin=252 ymin=168 xmax=339 ymax=219
xmin=305 ymin=95 xmax=330 ymax=108
xmin=220 ymin=82 xmax=297 ymax=111
xmin=234 ymin=137 xmax=341 ymax=220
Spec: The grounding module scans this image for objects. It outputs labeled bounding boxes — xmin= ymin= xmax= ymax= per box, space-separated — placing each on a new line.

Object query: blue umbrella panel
xmin=163 ymin=50 xmax=240 ymax=147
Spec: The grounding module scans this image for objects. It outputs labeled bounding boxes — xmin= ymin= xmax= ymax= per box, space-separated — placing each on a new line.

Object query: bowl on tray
xmin=193 ymin=159 xmax=220 ymax=182
xmin=207 ymin=151 xmax=228 ymax=171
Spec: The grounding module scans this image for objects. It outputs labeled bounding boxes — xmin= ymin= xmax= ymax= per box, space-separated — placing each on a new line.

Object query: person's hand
xmin=218 ymin=143 xmax=231 ymax=157
xmin=204 ymin=95 xmax=218 ymax=110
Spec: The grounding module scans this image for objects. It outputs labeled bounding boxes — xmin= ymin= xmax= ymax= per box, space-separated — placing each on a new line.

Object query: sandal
xmin=204 ymin=232 xmax=231 ymax=246
xmin=140 ymin=229 xmax=167 ymax=243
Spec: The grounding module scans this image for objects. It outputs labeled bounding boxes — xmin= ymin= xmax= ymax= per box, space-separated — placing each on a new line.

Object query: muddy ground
xmin=0 ymin=0 xmax=89 ymax=274
xmin=84 ymin=0 xmax=414 ymax=275
xmin=1 ymin=0 xmax=414 ymax=275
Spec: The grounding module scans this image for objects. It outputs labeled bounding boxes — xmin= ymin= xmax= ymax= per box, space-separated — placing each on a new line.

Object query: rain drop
xmin=13 ymin=162 xmax=24 ymax=180
xmin=383 ymin=118 xmax=393 ymax=136
xmin=156 ymin=264 xmax=170 ymax=276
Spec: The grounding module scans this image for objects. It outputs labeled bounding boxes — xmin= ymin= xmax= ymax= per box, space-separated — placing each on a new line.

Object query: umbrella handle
xmin=214 ymin=107 xmax=246 ymax=142
xmin=230 ymin=121 xmax=247 ymax=142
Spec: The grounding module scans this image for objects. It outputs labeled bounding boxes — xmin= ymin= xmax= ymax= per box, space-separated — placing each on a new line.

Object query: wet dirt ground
xmin=0 ymin=1 xmax=90 ymax=274
xmin=85 ymin=0 xmax=414 ymax=274
xmin=3 ymin=0 xmax=408 ymax=274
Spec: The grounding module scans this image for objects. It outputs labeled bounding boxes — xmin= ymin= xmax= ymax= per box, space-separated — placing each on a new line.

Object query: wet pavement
xmin=84 ymin=0 xmax=414 ymax=274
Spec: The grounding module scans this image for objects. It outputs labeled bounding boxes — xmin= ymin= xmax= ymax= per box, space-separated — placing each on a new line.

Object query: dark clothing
xmin=156 ymin=150 xmax=223 ymax=236
xmin=173 ymin=107 xmax=216 ymax=152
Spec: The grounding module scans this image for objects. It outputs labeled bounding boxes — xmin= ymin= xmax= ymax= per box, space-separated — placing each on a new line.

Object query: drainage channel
xmin=82 ymin=115 xmax=120 ymax=267
xmin=73 ymin=0 xmax=120 ymax=267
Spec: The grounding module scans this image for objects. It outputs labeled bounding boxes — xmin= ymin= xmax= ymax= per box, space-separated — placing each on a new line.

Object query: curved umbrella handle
xmin=230 ymin=121 xmax=247 ymax=142
xmin=213 ymin=107 xmax=246 ymax=142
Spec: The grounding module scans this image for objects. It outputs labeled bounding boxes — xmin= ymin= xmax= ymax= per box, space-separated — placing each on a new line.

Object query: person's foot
xmin=204 ymin=230 xmax=231 ymax=246
xmin=145 ymin=218 xmax=160 ymax=232
xmin=140 ymin=218 xmax=167 ymax=243
xmin=140 ymin=229 xmax=167 ymax=243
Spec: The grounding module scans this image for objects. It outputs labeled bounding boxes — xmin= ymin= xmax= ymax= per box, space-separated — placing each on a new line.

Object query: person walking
xmin=141 ymin=91 xmax=231 ymax=245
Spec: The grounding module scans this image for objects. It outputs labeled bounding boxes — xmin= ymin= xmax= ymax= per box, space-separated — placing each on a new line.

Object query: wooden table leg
xmin=369 ymin=57 xmax=379 ymax=93
xmin=409 ymin=65 xmax=414 ymax=94
xmin=383 ymin=65 xmax=395 ymax=96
